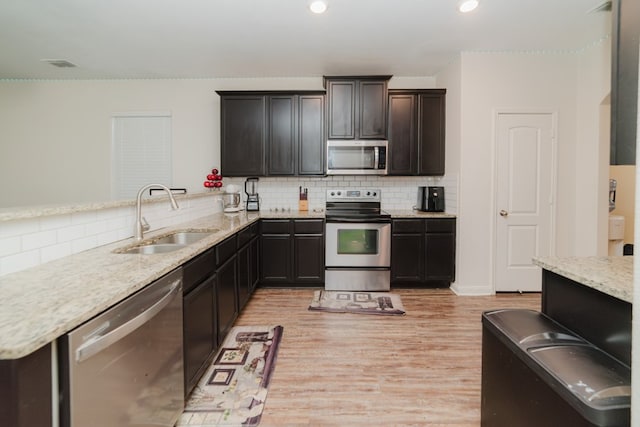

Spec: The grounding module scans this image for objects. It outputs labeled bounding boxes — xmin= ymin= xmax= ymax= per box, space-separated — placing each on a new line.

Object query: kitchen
xmin=0 ymin=0 xmax=637 ymax=425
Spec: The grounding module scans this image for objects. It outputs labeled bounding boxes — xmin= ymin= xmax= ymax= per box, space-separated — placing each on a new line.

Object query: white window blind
xmin=111 ymin=113 xmax=172 ymax=199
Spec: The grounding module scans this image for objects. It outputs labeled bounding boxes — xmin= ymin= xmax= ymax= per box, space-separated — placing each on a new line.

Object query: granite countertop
xmin=0 ymin=211 xmax=259 ymax=359
xmin=386 ymin=209 xmax=457 ymax=218
xmin=0 ymin=207 xmax=456 ymax=359
xmin=533 ymin=256 xmax=633 ymax=304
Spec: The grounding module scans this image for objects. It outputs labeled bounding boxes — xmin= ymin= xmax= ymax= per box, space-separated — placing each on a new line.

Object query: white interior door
xmin=495 ymin=113 xmax=555 ymax=292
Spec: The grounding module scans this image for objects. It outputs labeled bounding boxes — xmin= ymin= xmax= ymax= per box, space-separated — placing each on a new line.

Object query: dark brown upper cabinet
xmin=217 ymin=91 xmax=325 ymax=177
xmin=324 ymin=76 xmax=391 ymax=140
xmin=610 ymin=0 xmax=639 ymax=165
xmin=219 ymin=94 xmax=266 ymax=176
xmin=388 ymin=89 xmax=446 ymax=176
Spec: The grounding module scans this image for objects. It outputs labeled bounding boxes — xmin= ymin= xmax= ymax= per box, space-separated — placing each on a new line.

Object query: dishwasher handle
xmin=75 ymin=278 xmax=181 ymax=363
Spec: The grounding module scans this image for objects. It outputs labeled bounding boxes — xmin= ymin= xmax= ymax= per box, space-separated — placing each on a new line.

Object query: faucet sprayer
xmin=134 ymin=184 xmax=179 ymax=241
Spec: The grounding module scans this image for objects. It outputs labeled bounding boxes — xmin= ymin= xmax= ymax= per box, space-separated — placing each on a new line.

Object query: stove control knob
xmin=373 ymin=191 xmax=377 ymax=196
xmin=337 ymin=191 xmax=341 ymax=196
xmin=330 ymin=191 xmax=335 ymax=196
xmin=366 ymin=191 xmax=371 ymax=196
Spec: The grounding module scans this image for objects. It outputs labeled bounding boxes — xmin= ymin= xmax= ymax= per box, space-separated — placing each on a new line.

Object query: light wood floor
xmin=234 ymin=287 xmax=541 ymax=426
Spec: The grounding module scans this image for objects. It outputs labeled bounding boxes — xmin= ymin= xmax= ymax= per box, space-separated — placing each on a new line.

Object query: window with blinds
xmin=111 ymin=113 xmax=172 ymax=200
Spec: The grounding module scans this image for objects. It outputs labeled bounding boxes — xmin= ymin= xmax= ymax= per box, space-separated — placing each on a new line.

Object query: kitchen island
xmin=533 ymin=255 xmax=632 ymax=366
xmin=482 ymin=256 xmax=632 ymax=426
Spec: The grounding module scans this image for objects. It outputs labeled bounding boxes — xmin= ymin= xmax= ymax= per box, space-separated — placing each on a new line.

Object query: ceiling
xmin=0 ymin=0 xmax=612 ymax=80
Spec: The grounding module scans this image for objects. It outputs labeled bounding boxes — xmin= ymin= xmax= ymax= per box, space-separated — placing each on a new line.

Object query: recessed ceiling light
xmin=458 ymin=0 xmax=479 ymax=13
xmin=310 ymin=1 xmax=328 ymax=14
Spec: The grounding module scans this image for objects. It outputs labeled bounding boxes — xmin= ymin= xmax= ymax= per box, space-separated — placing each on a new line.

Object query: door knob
xmin=499 ymin=210 xmax=509 ymax=217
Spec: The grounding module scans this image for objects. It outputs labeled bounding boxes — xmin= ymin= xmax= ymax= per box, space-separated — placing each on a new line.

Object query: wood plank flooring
xmin=233 ymin=287 xmax=541 ymax=426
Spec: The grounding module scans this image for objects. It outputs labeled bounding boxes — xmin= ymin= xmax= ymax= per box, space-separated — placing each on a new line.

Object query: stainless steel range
xmin=325 ymin=189 xmax=391 ymax=291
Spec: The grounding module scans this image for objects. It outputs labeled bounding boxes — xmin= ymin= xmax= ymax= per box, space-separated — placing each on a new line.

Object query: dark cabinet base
xmin=0 ymin=343 xmax=52 ymax=427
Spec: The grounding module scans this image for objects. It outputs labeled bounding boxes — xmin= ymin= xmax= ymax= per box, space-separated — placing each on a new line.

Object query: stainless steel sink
xmin=150 ymin=231 xmax=217 ymax=245
xmin=114 ymin=229 xmax=219 ymax=254
xmin=118 ymin=243 xmax=187 ymax=254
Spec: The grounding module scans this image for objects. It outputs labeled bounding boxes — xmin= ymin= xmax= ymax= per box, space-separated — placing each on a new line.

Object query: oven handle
xmin=74 ymin=279 xmax=181 ymax=363
xmin=326 ymin=218 xmax=391 ymax=223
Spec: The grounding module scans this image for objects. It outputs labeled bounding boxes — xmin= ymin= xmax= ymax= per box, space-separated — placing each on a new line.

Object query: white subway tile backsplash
xmin=40 ymin=242 xmax=72 ymax=264
xmin=0 ymin=249 xmax=40 ymax=276
xmin=224 ymin=174 xmax=458 ymax=213
xmin=22 ymin=229 xmax=58 ymax=251
xmin=0 ymin=236 xmax=21 ymax=257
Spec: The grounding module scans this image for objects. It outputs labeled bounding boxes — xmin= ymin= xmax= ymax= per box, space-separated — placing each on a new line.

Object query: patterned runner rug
xmin=177 ymin=325 xmax=283 ymax=426
xmin=308 ymin=290 xmax=406 ymax=316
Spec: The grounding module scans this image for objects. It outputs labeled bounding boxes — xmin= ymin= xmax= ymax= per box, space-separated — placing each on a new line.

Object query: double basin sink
xmin=114 ymin=230 xmax=219 ymax=254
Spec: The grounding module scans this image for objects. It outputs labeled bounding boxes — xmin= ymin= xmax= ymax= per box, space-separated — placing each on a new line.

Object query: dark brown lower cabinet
xmin=216 ymin=252 xmax=238 ymax=346
xmin=0 ymin=343 xmax=52 ymax=427
xmin=182 ymin=246 xmax=217 ymax=397
xmin=391 ymin=217 xmax=456 ymax=287
xmin=237 ymin=223 xmax=260 ymax=311
xmin=183 ymin=276 xmax=215 ymax=396
xmin=260 ymin=219 xmax=324 ymax=286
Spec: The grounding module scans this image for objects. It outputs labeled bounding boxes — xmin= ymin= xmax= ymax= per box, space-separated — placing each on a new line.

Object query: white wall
xmin=575 ymin=40 xmax=613 ymax=256
xmin=445 ymin=52 xmax=589 ymax=295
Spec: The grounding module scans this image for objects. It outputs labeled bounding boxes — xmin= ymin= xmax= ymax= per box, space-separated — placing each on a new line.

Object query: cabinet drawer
xmin=183 ymin=247 xmax=216 ymax=294
xmin=237 ymin=225 xmax=253 ymax=247
xmin=294 ymin=219 xmax=324 ymax=234
xmin=425 ymin=218 xmax=456 ymax=233
xmin=392 ymin=219 xmax=423 ymax=233
xmin=261 ymin=220 xmax=291 ymax=234
xmin=217 ymin=235 xmax=237 ymax=265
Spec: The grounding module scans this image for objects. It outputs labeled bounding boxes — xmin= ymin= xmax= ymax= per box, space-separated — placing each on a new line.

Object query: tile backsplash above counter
xmin=223 ymin=175 xmax=458 ymax=213
xmin=0 ymin=174 xmax=457 ymax=277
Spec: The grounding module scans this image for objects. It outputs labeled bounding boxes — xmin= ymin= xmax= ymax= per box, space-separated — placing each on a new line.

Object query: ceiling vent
xmin=587 ymin=0 xmax=612 ymax=13
xmin=41 ymin=59 xmax=77 ymax=68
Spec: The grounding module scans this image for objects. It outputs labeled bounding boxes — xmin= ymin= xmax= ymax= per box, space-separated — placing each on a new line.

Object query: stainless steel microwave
xmin=326 ymin=140 xmax=388 ymax=175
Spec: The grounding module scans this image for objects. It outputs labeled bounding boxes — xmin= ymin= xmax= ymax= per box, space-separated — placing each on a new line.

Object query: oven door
xmin=325 ymin=222 xmax=391 ymax=267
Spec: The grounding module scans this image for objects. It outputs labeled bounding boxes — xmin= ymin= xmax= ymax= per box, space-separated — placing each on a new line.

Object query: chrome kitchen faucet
xmin=134 ymin=184 xmax=179 ymax=241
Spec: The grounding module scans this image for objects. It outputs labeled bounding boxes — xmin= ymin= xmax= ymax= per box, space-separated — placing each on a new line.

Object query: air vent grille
xmin=41 ymin=59 xmax=77 ymax=68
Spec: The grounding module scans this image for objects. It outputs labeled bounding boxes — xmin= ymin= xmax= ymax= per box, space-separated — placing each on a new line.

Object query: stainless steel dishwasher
xmin=59 ymin=268 xmax=184 ymax=427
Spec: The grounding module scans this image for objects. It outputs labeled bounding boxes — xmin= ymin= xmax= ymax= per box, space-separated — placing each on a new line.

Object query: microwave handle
xmin=374 ymin=147 xmax=379 ymax=168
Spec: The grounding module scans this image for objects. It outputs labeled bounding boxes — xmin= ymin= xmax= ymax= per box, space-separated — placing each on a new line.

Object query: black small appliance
xmin=245 ymin=177 xmax=260 ymax=211
xmin=417 ymin=186 xmax=445 ymax=212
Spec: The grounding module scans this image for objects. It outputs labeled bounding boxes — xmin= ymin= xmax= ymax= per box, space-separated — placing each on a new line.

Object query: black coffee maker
xmin=417 ymin=186 xmax=445 ymax=212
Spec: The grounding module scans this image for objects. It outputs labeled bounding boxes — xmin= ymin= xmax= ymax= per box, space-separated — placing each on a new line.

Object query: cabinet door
xmin=250 ymin=235 xmax=260 ymax=292
xmin=220 ymin=95 xmax=266 ymax=176
xmin=391 ymin=233 xmax=423 ymax=283
xmin=216 ymin=255 xmax=237 ymax=344
xmin=183 ymin=276 xmax=215 ymax=395
xmin=388 ymin=93 xmax=417 ymax=175
xmin=0 ymin=343 xmax=52 ymax=427
xmin=424 ymin=233 xmax=456 ymax=282
xmin=268 ymin=95 xmax=297 ymax=175
xmin=260 ymin=234 xmax=292 ymax=284
xmin=417 ymin=93 xmax=446 ymax=176
xmin=327 ymin=80 xmax=356 ymax=139
xmin=298 ymin=95 xmax=325 ymax=175
xmin=236 ymin=242 xmax=251 ymax=311
xmin=294 ymin=235 xmax=324 ymax=283
xmin=359 ymin=80 xmax=388 ymax=139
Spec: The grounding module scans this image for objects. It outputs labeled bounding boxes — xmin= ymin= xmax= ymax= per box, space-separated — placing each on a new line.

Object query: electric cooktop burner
xmin=325 ymin=189 xmax=390 ymax=222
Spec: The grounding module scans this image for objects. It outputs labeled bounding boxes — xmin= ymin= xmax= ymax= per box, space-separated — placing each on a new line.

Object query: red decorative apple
xmin=211 ymin=168 xmax=219 ymax=175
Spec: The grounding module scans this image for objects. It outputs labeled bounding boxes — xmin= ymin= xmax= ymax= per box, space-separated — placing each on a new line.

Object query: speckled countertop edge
xmin=533 ymin=256 xmax=633 ymax=304
xmin=0 ymin=209 xmax=455 ymax=359
xmin=0 ymin=191 xmax=216 ymax=221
